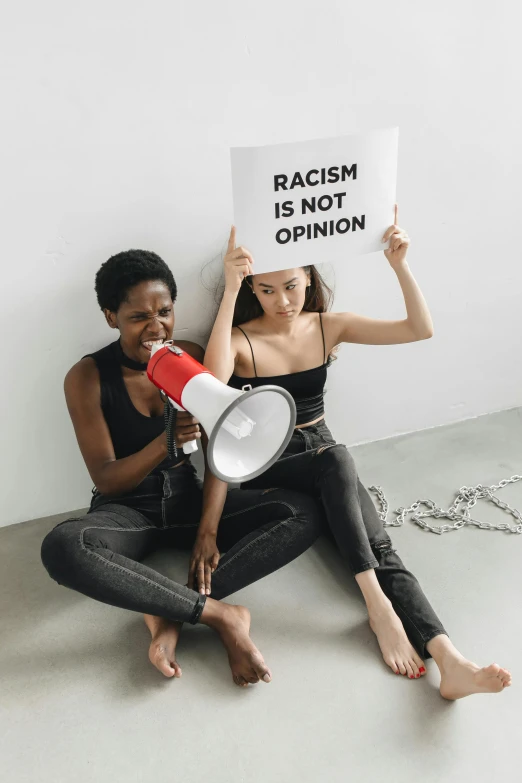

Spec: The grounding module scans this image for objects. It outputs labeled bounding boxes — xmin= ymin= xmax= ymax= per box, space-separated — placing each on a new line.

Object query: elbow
xmin=93 ymin=476 xmax=110 ymax=497
xmin=95 ymin=477 xmax=127 ymax=497
xmin=408 ymin=319 xmax=434 ymax=341
xmin=92 ymin=462 xmax=118 ymax=497
xmin=405 ymin=318 xmax=434 ymax=343
xmin=417 ymin=327 xmax=434 ymax=341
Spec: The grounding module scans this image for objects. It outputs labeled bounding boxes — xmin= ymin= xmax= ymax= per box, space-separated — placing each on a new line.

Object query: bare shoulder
xmin=300 ymin=310 xmax=339 ymax=338
xmin=176 ymin=339 xmax=204 ymax=363
xmin=64 ymin=356 xmax=99 ymax=398
xmin=315 ymin=311 xmax=347 ymax=354
xmin=231 ymin=326 xmax=247 ymax=355
xmin=319 ymin=311 xmax=346 ymax=341
xmin=318 ymin=311 xmax=343 ymax=326
xmin=233 ymin=317 xmax=267 ymax=337
xmin=231 ymin=320 xmax=265 ymax=367
xmin=63 ymin=356 xmax=105 ymax=438
xmin=232 ymin=319 xmax=254 ymax=341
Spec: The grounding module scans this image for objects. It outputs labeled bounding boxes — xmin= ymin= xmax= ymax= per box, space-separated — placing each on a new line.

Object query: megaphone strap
xmin=161 ymin=393 xmax=178 ymax=460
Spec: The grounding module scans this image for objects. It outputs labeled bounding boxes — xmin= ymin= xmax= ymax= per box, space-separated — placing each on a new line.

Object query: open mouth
xmin=141 ymin=338 xmax=167 ymax=353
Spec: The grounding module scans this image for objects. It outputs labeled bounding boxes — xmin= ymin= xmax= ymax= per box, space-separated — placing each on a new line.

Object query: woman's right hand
xmin=159 ymin=410 xmax=201 ymax=453
xmin=223 ymin=225 xmax=255 ymax=294
xmin=175 ymin=411 xmax=201 ymax=445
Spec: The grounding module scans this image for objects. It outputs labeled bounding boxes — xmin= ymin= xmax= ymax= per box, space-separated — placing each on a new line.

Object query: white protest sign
xmin=230 ymin=127 xmax=398 ymax=274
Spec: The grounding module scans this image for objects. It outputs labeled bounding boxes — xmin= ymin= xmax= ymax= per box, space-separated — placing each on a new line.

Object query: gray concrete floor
xmin=1 ymin=408 xmax=521 ymax=783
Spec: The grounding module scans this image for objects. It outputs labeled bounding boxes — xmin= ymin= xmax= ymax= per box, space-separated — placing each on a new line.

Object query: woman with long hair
xmin=203 ymin=206 xmax=511 ymax=699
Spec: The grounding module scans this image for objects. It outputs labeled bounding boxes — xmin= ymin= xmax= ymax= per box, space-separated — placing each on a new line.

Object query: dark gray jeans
xmin=41 ymin=462 xmax=323 ymax=625
xmin=241 ymin=420 xmax=448 ymax=657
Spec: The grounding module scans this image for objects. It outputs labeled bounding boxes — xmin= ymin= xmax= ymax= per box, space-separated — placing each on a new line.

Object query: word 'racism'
xmin=273 ymin=163 xmax=365 ymax=245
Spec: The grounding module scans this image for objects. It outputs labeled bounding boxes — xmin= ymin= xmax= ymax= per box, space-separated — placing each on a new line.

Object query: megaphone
xmin=147 ymin=341 xmax=296 ymax=483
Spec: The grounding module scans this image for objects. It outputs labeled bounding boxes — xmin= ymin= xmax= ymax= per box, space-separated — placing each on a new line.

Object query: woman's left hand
xmin=382 ymin=203 xmax=410 ymax=269
xmin=188 ymin=532 xmax=221 ymax=595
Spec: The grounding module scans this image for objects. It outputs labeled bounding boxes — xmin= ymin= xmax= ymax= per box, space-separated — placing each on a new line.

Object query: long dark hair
xmin=232 ymin=265 xmax=333 ymax=327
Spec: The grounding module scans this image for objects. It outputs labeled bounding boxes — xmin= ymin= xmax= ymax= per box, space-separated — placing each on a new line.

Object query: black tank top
xmin=84 ymin=339 xmax=186 ymax=473
xmin=228 ymin=313 xmax=329 ymax=426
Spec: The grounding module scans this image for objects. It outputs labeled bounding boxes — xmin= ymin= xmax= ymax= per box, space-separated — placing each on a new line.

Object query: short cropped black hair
xmin=95 ymin=249 xmax=177 ymax=313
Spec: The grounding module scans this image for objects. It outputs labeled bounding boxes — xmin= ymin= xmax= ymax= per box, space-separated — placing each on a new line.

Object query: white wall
xmin=2 ymin=1 xmax=521 ymax=527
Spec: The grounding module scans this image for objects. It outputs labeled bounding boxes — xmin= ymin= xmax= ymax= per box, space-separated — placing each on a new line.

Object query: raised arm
xmin=204 ymin=225 xmax=254 ymax=382
xmin=325 ymin=205 xmax=434 ymax=347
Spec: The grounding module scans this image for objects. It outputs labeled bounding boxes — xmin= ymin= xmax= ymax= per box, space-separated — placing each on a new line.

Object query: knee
xmin=41 ymin=517 xmax=85 ymax=584
xmin=371 ymin=536 xmax=396 ymax=558
xmin=368 ymin=524 xmax=400 ymax=561
xmin=315 ymin=443 xmax=357 ymax=479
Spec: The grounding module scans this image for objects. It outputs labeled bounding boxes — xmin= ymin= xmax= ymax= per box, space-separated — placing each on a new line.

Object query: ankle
xmin=366 ymin=595 xmax=393 ymax=617
xmin=426 ymin=635 xmax=462 ymax=666
xmin=200 ymin=598 xmax=230 ymax=630
xmin=355 ymin=569 xmax=393 ymax=615
xmin=144 ymin=613 xmax=165 ymax=638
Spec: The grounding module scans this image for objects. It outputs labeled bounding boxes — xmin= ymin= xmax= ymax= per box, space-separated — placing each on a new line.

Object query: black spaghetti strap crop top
xmin=84 ymin=339 xmax=187 ymax=473
xmin=228 ymin=313 xmax=329 ymax=426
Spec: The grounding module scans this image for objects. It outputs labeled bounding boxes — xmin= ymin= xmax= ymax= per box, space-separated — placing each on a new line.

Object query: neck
xmin=260 ymin=310 xmax=304 ymax=336
xmin=116 ymin=338 xmax=148 ymax=372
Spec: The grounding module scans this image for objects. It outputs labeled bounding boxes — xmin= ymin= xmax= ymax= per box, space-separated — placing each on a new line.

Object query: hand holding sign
xmin=223 ymin=225 xmax=255 ymax=293
xmin=230 ymin=128 xmax=398 ymax=275
xmin=382 ymin=203 xmax=410 ymax=270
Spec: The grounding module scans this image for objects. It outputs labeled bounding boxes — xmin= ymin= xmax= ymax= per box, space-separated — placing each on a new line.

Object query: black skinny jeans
xmin=241 ymin=420 xmax=448 ymax=658
xmin=41 ymin=462 xmax=323 ymax=625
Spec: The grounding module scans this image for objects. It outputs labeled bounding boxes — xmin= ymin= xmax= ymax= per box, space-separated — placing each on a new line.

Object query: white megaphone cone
xmin=147 ymin=341 xmax=296 ymax=483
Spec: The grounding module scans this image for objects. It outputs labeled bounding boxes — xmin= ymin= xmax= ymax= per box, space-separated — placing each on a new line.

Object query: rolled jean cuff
xmin=190 ymin=593 xmax=207 ymax=625
xmin=352 ymin=558 xmax=379 ymax=575
xmin=421 ymin=629 xmax=449 ymax=659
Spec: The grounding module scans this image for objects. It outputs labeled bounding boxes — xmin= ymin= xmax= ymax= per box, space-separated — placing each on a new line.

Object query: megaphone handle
xmin=170 ymin=398 xmax=199 ymax=455
xmin=182 ymin=440 xmax=198 ymax=454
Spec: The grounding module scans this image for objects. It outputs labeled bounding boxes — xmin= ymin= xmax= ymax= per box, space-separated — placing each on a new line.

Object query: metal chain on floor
xmin=368 ymin=475 xmax=522 ymax=535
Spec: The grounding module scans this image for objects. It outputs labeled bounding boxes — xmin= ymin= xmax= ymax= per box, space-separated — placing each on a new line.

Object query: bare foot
xmin=214 ymin=605 xmax=272 ymax=687
xmin=439 ymin=656 xmax=512 ymax=700
xmin=368 ymin=599 xmax=426 ymax=679
xmin=144 ymin=615 xmax=182 ymax=678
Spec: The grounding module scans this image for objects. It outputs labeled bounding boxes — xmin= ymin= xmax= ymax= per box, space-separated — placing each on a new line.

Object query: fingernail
xmin=263 ymin=673 xmax=271 ymax=682
xmin=419 ymin=667 xmax=426 ymax=673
